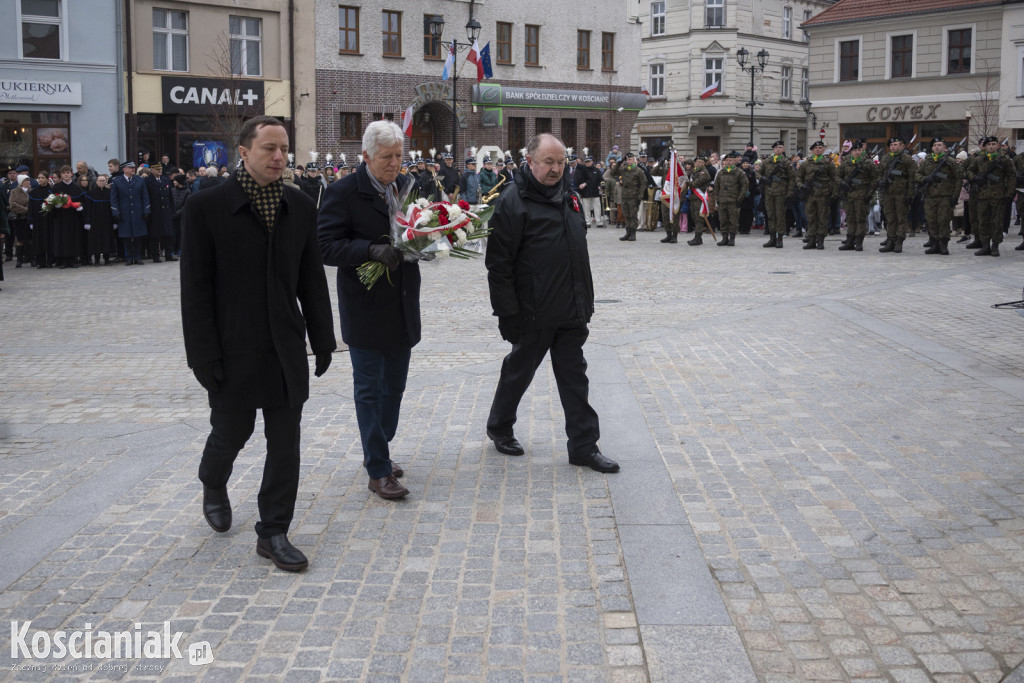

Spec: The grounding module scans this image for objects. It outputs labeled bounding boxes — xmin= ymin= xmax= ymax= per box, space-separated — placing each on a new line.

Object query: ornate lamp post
xmin=428 ymin=15 xmax=482 ymax=155
xmin=736 ymin=47 xmax=769 ymax=148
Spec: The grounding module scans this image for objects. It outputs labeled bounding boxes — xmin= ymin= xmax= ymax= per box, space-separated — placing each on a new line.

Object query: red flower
xmin=438 ymin=207 xmax=450 ymax=225
xmin=458 ymin=200 xmax=470 ymax=210
xmin=67 ymin=200 xmax=81 ymax=210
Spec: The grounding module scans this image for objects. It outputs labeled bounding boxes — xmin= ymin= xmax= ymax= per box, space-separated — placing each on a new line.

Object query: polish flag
xmin=466 ymin=41 xmax=484 ymax=81
xmin=401 ymin=104 xmax=414 ymax=136
xmin=700 ymin=81 xmax=719 ymax=99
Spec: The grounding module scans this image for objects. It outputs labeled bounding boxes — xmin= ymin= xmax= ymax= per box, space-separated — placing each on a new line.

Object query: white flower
xmin=428 ymin=230 xmax=442 ymax=242
xmin=415 ymin=198 xmax=430 ymax=208
xmin=447 ymin=205 xmax=463 ymax=220
xmin=455 ymin=229 xmax=467 ymax=247
xmin=418 ymin=210 xmax=434 ymax=224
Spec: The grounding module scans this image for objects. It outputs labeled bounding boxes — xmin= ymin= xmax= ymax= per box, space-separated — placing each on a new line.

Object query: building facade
xmin=124 ymin=0 xmax=300 ymax=169
xmin=0 ymin=0 xmax=122 ymax=174
xmin=307 ymin=0 xmax=643 ymax=166
xmin=802 ymin=0 xmax=1012 ymax=154
xmin=633 ymin=0 xmax=833 ymax=160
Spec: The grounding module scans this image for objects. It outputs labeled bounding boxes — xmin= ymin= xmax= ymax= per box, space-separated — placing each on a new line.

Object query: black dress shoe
xmin=256 ymin=534 xmax=308 ymax=571
xmin=569 ymin=449 xmax=620 ymax=473
xmin=202 ymin=485 xmax=231 ymax=532
xmin=390 ymin=461 xmax=404 ymax=478
xmin=368 ymin=475 xmax=409 ymax=499
xmin=486 ymin=429 xmax=524 ymax=456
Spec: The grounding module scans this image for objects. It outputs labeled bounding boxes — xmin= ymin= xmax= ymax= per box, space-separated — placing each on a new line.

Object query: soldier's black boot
xmin=879 ymin=237 xmax=895 ymax=252
xmin=775 ymin=234 xmax=783 ymax=248
xmin=854 ymin=234 xmax=865 ymax=251
xmin=939 ymin=238 xmax=949 ymax=255
xmin=687 ymin=233 xmax=702 ymax=246
xmin=717 ymin=234 xmax=729 ymax=246
xmin=763 ymin=232 xmax=777 ymax=248
xmin=893 ymin=237 xmax=903 ymax=253
xmin=816 ymin=234 xmax=825 ymax=250
xmin=802 ymin=233 xmax=817 ymax=249
xmin=838 ymin=235 xmax=855 ymax=250
xmin=990 ymin=242 xmax=1000 ymax=257
xmin=660 ymin=233 xmax=672 ymax=243
xmin=974 ymin=240 xmax=991 ymax=256
xmin=1015 ymin=239 xmax=1024 ymax=251
xmin=729 ymin=234 xmax=736 ymax=246
xmin=925 ymin=238 xmax=943 ymax=254
xmin=965 ymin=237 xmax=983 ymax=249
xmin=619 ymin=227 xmax=632 ymax=241
xmin=923 ymin=236 xmax=936 ymax=249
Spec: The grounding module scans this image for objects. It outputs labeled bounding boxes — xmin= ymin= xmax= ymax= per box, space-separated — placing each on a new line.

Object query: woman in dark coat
xmin=50 ymin=165 xmax=86 ymax=268
xmin=29 ymin=172 xmax=54 ymax=268
xmin=85 ymin=174 xmax=116 ymax=265
xmin=145 ymin=164 xmax=175 ymax=262
xmin=171 ymin=174 xmax=191 ymax=256
xmin=738 ymin=158 xmax=758 ymax=234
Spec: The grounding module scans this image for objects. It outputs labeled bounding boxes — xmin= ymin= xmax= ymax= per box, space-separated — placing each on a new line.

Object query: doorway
xmin=696 ymin=136 xmax=719 ymax=157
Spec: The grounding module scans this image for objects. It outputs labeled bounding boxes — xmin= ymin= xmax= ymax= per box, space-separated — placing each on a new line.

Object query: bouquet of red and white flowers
xmin=357 ymin=193 xmax=495 ymax=289
xmin=40 ymin=193 xmax=82 ymax=214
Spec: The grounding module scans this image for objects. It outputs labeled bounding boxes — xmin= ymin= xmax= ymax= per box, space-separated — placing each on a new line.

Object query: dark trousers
xmin=349 ymin=345 xmax=411 ymax=479
xmin=199 ymin=404 xmax=303 ymax=538
xmin=487 ymin=324 xmax=600 ymax=459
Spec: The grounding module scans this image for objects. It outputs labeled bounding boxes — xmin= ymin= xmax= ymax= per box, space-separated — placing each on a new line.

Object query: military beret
xmin=930 ymin=137 xmax=945 ymax=144
xmin=772 ymin=140 xmax=785 ymax=147
xmin=982 ymin=135 xmax=999 ymax=144
xmin=888 ymin=137 xmax=903 ymax=144
xmin=625 ymin=152 xmax=636 ymax=159
xmin=810 ymin=140 xmax=824 ymax=149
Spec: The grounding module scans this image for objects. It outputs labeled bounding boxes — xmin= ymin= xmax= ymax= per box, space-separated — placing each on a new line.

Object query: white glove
xmin=84 ymin=223 xmax=91 ymax=231
xmin=76 ymin=206 xmax=83 ymax=212
xmin=28 ymin=224 xmax=33 ymax=231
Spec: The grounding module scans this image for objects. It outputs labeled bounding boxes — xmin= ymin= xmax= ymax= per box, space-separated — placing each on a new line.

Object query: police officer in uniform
xmin=713 ymin=152 xmax=747 ymax=246
xmin=915 ymin=137 xmax=962 ymax=255
xmin=796 ymin=140 xmax=837 ymax=250
xmin=837 ymin=140 xmax=878 ymax=252
xmin=616 ymin=152 xmax=646 ymax=242
xmin=966 ymin=135 xmax=1015 ymax=256
xmin=876 ymin=136 xmax=915 ymax=253
xmin=757 ymin=140 xmax=794 ymax=248
xmin=686 ymin=156 xmax=713 ymax=245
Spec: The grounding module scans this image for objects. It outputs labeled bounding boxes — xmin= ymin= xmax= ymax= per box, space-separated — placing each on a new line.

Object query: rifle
xmin=838 ymin=155 xmax=869 ymax=199
xmin=913 ymin=153 xmax=953 ymax=203
xmin=795 ymin=158 xmax=831 ymax=201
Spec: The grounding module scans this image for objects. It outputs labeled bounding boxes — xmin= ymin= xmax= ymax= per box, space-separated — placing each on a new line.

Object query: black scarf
xmin=520 ymin=163 xmax=563 ymax=203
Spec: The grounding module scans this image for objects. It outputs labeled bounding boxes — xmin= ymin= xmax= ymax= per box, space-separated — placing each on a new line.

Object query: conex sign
xmin=866 ymin=104 xmax=940 ymax=121
xmin=161 ymin=76 xmax=265 ymax=115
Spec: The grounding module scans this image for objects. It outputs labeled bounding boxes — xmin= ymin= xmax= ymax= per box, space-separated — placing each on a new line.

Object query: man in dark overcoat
xmin=109 ymin=161 xmax=150 ymax=265
xmin=145 ymin=163 xmax=176 ymax=262
xmin=484 ymin=133 xmax=619 ymax=474
xmin=318 ymin=120 xmax=419 ymax=501
xmin=180 ymin=115 xmax=336 ymax=572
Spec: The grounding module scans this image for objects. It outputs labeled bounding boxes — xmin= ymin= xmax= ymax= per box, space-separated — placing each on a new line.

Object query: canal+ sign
xmin=161 ymin=76 xmax=264 ymax=115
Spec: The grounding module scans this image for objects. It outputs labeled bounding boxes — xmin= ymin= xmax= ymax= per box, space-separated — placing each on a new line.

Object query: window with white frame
xmin=803 ymin=10 xmax=811 ymax=43
xmin=783 ymin=7 xmax=792 ymax=39
xmin=20 ymin=0 xmax=64 ymax=60
xmin=230 ymin=15 xmax=262 ymax=76
xmin=706 ymin=0 xmax=725 ymax=28
xmin=651 ymin=1 xmax=666 ymax=37
xmin=153 ymin=8 xmax=188 ymax=71
xmin=1018 ymin=45 xmax=1024 ymax=97
xmin=801 ymin=67 xmax=809 ymax=100
xmin=781 ymin=65 xmax=792 ymax=99
xmin=705 ymin=55 xmax=724 ymax=93
xmin=650 ymin=62 xmax=665 ymax=97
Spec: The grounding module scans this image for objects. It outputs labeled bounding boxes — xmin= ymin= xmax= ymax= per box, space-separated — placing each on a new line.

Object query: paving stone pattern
xmin=0 ymin=227 xmax=1023 ymax=681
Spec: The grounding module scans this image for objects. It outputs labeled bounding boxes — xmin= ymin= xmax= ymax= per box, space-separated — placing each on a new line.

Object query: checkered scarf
xmin=236 ymin=165 xmax=283 ymax=232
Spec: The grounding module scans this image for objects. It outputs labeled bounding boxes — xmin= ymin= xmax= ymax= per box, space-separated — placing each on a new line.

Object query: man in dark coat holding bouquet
xmin=181 ymin=115 xmax=337 ymax=571
xmin=484 ymin=133 xmax=619 ymax=473
xmin=318 ymin=120 xmax=418 ymax=501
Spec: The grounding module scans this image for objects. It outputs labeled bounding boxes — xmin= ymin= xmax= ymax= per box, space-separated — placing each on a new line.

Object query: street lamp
xmin=799 ymin=98 xmax=816 ymax=129
xmin=736 ymin=47 xmax=769 ymax=148
xmin=428 ymin=15 xmax=482 ymax=156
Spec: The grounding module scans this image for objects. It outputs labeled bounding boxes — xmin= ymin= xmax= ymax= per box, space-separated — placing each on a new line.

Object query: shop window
xmin=21 ymin=0 xmax=63 ymax=60
xmin=0 ymin=111 xmax=71 ymax=175
xmin=153 ymin=8 xmax=188 ymax=72
xmin=577 ymin=30 xmax=590 ymax=70
xmin=339 ymin=5 xmax=359 ymax=54
xmin=230 ymin=16 xmax=262 ymax=77
xmin=496 ymin=22 xmax=512 ymax=64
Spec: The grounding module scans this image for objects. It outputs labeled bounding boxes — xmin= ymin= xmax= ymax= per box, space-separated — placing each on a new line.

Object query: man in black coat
xmin=181 ymin=116 xmax=337 ymax=572
xmin=574 ymin=155 xmax=605 ymax=228
xmin=318 ymin=120 xmax=419 ymax=501
xmin=439 ymin=153 xmax=460 ymax=201
xmin=484 ymin=133 xmax=619 ymax=473
xmin=145 ymin=163 xmax=176 ymax=262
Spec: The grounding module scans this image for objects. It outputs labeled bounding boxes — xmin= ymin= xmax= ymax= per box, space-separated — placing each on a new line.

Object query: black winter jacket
xmin=485 ymin=165 xmax=594 ymax=330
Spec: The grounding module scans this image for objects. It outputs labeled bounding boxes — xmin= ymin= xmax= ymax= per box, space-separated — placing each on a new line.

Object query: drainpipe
xmin=124 ymin=0 xmax=136 ymax=162
xmin=288 ymin=0 xmax=296 ymax=147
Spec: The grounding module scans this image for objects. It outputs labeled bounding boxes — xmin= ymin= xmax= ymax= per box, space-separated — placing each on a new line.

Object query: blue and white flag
xmin=441 ymin=41 xmax=455 ymax=81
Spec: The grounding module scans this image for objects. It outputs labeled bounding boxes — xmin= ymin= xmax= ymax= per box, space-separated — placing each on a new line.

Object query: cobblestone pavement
xmin=1 ymin=227 xmax=1022 ymax=681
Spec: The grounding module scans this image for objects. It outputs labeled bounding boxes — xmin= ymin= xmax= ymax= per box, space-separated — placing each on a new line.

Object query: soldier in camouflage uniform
xmin=757 ymin=140 xmax=795 ymax=248
xmin=965 ymin=135 xmax=1015 ymax=256
xmin=713 ymin=151 xmax=748 ymax=246
xmin=837 ymin=140 xmax=878 ymax=252
xmin=615 ymin=152 xmax=646 ymax=242
xmin=1012 ymin=147 xmax=1024 ymax=251
xmin=796 ymin=140 xmax=837 ymax=250
xmin=876 ymin=137 xmax=916 ymax=253
xmin=915 ymin=137 xmax=963 ymax=256
xmin=686 ymin=157 xmax=713 ymax=245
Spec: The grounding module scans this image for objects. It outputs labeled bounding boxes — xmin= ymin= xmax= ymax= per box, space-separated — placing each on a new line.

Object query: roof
xmin=802 ymin=0 xmax=1003 ymax=27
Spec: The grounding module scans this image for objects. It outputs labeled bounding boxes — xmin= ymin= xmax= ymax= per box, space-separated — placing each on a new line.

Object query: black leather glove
xmin=368 ymin=243 xmax=402 ymax=271
xmin=877 ymin=179 xmax=890 ymax=191
xmin=498 ymin=315 xmax=522 ymax=344
xmin=839 ymin=181 xmax=852 ymax=193
xmin=192 ymin=360 xmax=224 ymax=393
xmin=314 ymin=351 xmax=332 ymax=377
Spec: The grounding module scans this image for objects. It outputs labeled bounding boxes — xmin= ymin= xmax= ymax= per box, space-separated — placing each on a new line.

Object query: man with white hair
xmin=319 ymin=120 xmax=419 ymax=500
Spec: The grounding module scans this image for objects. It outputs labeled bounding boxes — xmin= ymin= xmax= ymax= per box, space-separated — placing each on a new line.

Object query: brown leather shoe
xmin=369 ymin=474 xmax=408 ymax=499
xmin=390 ymin=462 xmax=404 ymax=478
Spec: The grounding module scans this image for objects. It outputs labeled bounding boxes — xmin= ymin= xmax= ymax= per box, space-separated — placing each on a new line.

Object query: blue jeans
xmin=349 ymin=345 xmax=411 ymax=479
xmin=794 ymin=201 xmax=808 ymax=231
